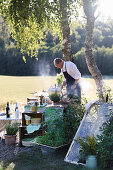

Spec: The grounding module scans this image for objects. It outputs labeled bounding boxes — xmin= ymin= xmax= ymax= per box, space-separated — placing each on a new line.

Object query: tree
xmin=0 ymin=0 xmax=105 ymax=99
xmin=59 ymin=0 xmax=72 ymax=61
xmin=0 ymin=0 xmax=54 ymax=57
xmin=0 ymin=0 xmax=78 ymax=62
xmin=82 ymin=0 xmax=104 ymax=99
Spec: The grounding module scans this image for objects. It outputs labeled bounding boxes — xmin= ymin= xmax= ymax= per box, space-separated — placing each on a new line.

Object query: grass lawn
xmin=0 ymin=148 xmax=81 ymax=170
xmin=0 ymin=147 xmax=105 ymax=170
xmin=0 ymin=75 xmax=56 ymax=110
xmin=0 ymin=147 xmax=113 ymax=170
xmin=0 ymin=75 xmax=113 ymax=170
xmin=0 ymin=75 xmax=113 ymax=111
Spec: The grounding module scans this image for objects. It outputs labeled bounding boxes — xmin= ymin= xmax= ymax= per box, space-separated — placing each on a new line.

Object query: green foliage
xmin=45 ymin=108 xmax=63 ymax=120
xmin=77 ymin=113 xmax=113 ymax=168
xmin=77 ymin=135 xmax=97 ymax=158
xmin=74 ymin=45 xmax=113 ymax=75
xmin=0 ymin=0 xmax=80 ymax=57
xmin=63 ymin=101 xmax=85 ymax=143
xmin=36 ymin=111 xmax=65 ymax=147
xmin=49 ymin=93 xmax=60 ymax=102
xmin=1 ymin=14 xmax=113 ymax=75
xmin=36 ymin=131 xmax=64 ymax=147
xmin=81 ymin=94 xmax=88 ymax=105
xmin=0 ymin=0 xmax=62 ymax=57
xmin=93 ymin=46 xmax=113 ymax=75
xmin=97 ymin=115 xmax=113 ymax=168
xmin=36 ymin=101 xmax=85 ymax=147
xmin=5 ymin=123 xmax=18 ymax=135
xmin=97 ymin=85 xmax=113 ymax=103
xmin=55 ymin=73 xmax=63 ymax=87
xmin=46 ymin=110 xmax=63 ymax=133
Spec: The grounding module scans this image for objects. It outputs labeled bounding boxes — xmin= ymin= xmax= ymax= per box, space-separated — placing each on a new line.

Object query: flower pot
xmin=86 ymin=155 xmax=97 ymax=169
xmin=4 ymin=134 xmax=17 ymax=146
xmin=40 ymin=143 xmax=70 ymax=156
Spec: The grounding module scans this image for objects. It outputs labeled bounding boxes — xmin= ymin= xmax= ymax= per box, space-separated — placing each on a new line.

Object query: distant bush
xmin=74 ymin=46 xmax=113 ymax=75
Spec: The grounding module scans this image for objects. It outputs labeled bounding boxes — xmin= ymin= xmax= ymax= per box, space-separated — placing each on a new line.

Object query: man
xmin=54 ymin=58 xmax=81 ymax=102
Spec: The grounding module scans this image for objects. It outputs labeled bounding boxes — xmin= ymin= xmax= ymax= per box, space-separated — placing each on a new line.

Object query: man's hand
xmin=71 ymin=84 xmax=77 ymax=90
xmin=61 ymin=81 xmax=66 ymax=89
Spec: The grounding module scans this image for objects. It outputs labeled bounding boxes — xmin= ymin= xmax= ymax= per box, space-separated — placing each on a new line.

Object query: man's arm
xmin=61 ymin=70 xmax=67 ymax=89
xmin=71 ymin=79 xmax=79 ymax=90
xmin=61 ymin=81 xmax=67 ymax=89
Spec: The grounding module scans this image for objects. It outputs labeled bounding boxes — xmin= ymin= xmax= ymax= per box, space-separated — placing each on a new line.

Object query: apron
xmin=63 ymin=63 xmax=81 ymax=102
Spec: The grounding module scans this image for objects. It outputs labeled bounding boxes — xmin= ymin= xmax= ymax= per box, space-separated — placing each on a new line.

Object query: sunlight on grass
xmin=0 ymin=76 xmax=56 ymax=110
xmin=0 ymin=75 xmax=113 ymax=111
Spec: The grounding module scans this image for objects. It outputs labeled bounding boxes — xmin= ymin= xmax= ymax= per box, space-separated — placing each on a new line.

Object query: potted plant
xmin=4 ymin=123 xmax=19 ymax=146
xmin=35 ymin=131 xmax=70 ymax=156
xmin=77 ymin=135 xmax=98 ymax=169
xmin=48 ymin=85 xmax=61 ymax=103
xmin=49 ymin=93 xmax=60 ymax=103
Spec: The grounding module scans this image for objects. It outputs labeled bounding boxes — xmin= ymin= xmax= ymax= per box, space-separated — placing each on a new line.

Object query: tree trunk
xmin=83 ymin=0 xmax=104 ymax=100
xmin=59 ymin=0 xmax=72 ymax=61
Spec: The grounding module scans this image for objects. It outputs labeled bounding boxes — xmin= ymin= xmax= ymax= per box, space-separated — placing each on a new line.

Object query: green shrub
xmin=77 ymin=135 xmax=97 ymax=158
xmin=36 ymin=113 xmax=65 ymax=147
xmin=62 ymin=99 xmax=85 ymax=143
xmin=36 ymin=101 xmax=85 ymax=147
xmin=49 ymin=93 xmax=60 ymax=102
xmin=55 ymin=73 xmax=63 ymax=87
xmin=5 ymin=123 xmax=18 ymax=135
xmin=98 ymin=86 xmax=113 ymax=103
xmin=36 ymin=131 xmax=65 ymax=147
xmin=97 ymin=115 xmax=113 ymax=168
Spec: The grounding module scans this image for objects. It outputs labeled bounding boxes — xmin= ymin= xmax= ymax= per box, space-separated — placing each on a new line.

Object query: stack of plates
xmin=31 ymin=118 xmax=41 ymax=125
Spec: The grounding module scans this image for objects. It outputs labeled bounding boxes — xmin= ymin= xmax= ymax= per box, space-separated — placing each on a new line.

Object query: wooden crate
xmin=19 ymin=112 xmax=46 ymax=147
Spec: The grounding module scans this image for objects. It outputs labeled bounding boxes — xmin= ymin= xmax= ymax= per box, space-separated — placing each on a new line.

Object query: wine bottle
xmin=6 ymin=102 xmax=10 ymax=118
xmin=106 ymin=94 xmax=108 ymax=103
xmin=15 ymin=102 xmax=19 ymax=119
xmin=40 ymin=95 xmax=43 ymax=105
xmin=34 ymin=102 xmax=38 ymax=112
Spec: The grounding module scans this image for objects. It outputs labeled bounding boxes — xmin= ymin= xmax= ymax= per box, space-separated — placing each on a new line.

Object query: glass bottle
xmin=106 ymin=94 xmax=108 ymax=102
xmin=40 ymin=95 xmax=43 ymax=105
xmin=15 ymin=102 xmax=19 ymax=119
xmin=6 ymin=102 xmax=10 ymax=118
xmin=34 ymin=102 xmax=38 ymax=112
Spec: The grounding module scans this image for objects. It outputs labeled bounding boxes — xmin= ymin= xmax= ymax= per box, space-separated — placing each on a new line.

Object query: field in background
xmin=81 ymin=75 xmax=113 ymax=100
xmin=0 ymin=75 xmax=113 ymax=111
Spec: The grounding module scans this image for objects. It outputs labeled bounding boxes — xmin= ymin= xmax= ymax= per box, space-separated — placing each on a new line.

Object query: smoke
xmin=39 ymin=61 xmax=51 ymax=76
xmin=81 ymin=80 xmax=93 ymax=91
xmin=33 ymin=58 xmax=51 ymax=76
xmin=37 ymin=58 xmax=56 ymax=76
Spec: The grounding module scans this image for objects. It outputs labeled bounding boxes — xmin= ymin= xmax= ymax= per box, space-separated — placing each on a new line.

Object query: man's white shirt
xmin=61 ymin=61 xmax=81 ymax=82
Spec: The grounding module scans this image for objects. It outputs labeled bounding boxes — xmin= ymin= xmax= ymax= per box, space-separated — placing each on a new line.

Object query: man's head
xmin=54 ymin=58 xmax=64 ymax=69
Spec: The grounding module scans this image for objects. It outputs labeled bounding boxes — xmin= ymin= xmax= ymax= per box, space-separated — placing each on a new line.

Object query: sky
xmin=98 ymin=0 xmax=113 ymax=20
xmin=77 ymin=0 xmax=113 ymax=21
